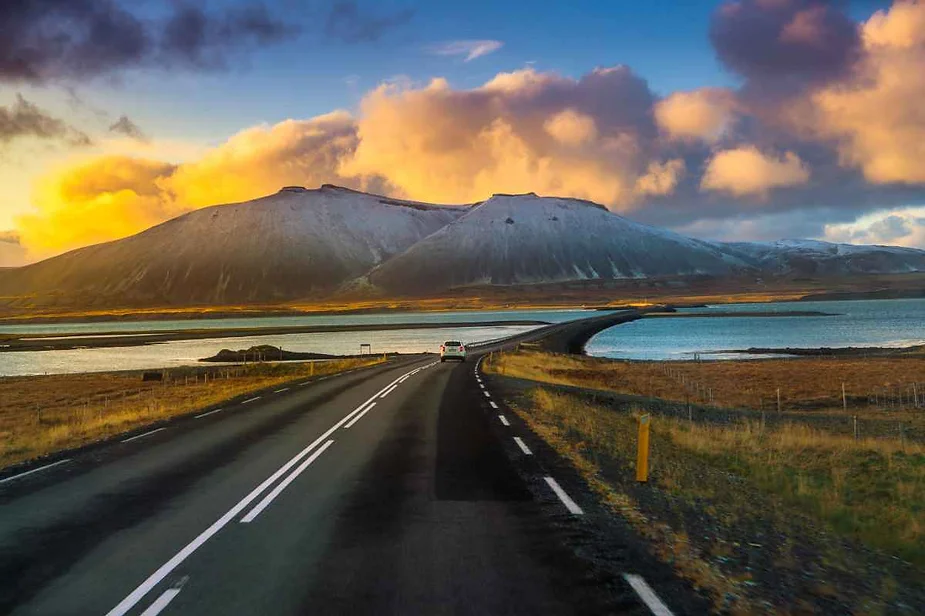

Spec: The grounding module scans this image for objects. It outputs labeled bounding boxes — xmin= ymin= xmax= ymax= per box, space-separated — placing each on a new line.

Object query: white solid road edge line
xmin=344 ymin=402 xmax=377 ymax=429
xmin=240 ymin=440 xmax=335 ymax=523
xmin=195 ymin=408 xmax=224 ymax=419
xmin=543 ymin=476 xmax=584 ymax=515
xmin=513 ymin=437 xmax=533 ymax=455
xmin=121 ymin=428 xmax=167 ymax=443
xmin=623 ymin=574 xmax=675 ymax=616
xmin=0 ymin=458 xmax=71 ymax=485
xmin=139 ymin=587 xmax=182 ymax=616
xmin=498 ymin=415 xmax=510 ymax=426
xmin=106 ymin=362 xmax=426 ymax=616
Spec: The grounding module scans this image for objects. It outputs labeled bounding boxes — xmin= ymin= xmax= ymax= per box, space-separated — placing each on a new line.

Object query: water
xmin=0 ymin=309 xmax=602 ymax=376
xmin=586 ymin=298 xmax=925 ymax=361
xmin=0 ymin=308 xmax=592 ymax=336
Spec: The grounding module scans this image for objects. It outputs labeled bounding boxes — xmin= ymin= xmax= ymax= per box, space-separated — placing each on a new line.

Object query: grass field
xmin=0 ymin=357 xmax=383 ymax=470
xmin=486 ymin=350 xmax=925 ymax=612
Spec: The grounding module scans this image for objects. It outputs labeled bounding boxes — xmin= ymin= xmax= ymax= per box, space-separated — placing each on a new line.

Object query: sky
xmin=2 ymin=0 xmax=925 ymax=266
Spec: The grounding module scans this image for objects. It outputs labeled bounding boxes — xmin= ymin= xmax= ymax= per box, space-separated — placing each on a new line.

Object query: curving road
xmin=0 ymin=313 xmax=685 ymax=615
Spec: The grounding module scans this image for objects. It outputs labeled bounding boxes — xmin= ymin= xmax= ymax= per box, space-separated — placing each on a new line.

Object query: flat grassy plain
xmin=0 ymin=358 xmax=382 ymax=470
xmin=486 ymin=350 xmax=925 ymax=613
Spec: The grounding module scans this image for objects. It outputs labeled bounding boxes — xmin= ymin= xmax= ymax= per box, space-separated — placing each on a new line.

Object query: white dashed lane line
xmin=240 ymin=396 xmax=261 ymax=405
xmin=0 ymin=459 xmax=71 ymax=485
xmin=195 ymin=408 xmax=224 ymax=419
xmin=623 ymin=574 xmax=675 ymax=616
xmin=513 ymin=437 xmax=532 ymax=455
xmin=483 ymin=391 xmax=491 ymax=398
xmin=139 ymin=577 xmax=187 ymax=616
xmin=121 ymin=428 xmax=167 ymax=444
xmin=344 ymin=402 xmax=377 ymax=429
xmin=489 ymin=401 xmax=499 ymax=409
xmin=379 ymin=384 xmax=398 ymax=399
xmin=240 ymin=439 xmax=335 ymax=523
xmin=543 ymin=476 xmax=584 ymax=515
xmin=274 ymin=388 xmax=289 ymax=393
xmin=498 ymin=415 xmax=510 ymax=427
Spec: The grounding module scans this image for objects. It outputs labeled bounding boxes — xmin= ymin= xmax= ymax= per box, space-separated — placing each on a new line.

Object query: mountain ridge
xmin=2 ymin=186 xmax=923 ymax=308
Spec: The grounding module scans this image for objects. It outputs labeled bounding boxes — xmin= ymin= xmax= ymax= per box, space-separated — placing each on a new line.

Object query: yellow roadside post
xmin=636 ymin=414 xmax=651 ymax=483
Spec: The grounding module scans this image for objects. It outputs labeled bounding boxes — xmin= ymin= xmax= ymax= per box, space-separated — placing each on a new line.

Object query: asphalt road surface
xmin=1 ymin=318 xmax=684 ymax=615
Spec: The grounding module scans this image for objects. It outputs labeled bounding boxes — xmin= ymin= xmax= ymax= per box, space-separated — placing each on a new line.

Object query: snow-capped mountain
xmin=2 ymin=187 xmax=924 ymax=309
xmin=717 ymin=239 xmax=925 ymax=277
xmin=0 ymin=185 xmax=464 ymax=306
xmin=366 ymin=193 xmax=753 ymax=294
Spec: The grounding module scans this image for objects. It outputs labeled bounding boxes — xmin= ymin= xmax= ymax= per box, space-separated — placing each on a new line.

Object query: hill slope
xmin=366 ymin=194 xmax=752 ymax=295
xmin=717 ymin=239 xmax=925 ymax=277
xmin=0 ymin=186 xmax=463 ymax=307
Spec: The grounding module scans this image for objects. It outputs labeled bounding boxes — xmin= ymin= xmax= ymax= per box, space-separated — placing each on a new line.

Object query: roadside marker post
xmin=636 ymin=414 xmax=651 ymax=483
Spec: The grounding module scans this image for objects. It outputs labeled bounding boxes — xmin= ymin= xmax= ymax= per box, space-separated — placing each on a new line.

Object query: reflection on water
xmin=586 ymin=298 xmax=925 ymax=361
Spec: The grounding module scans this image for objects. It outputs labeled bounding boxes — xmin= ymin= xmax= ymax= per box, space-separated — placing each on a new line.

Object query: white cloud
xmin=429 ymin=40 xmax=503 ymax=62
xmin=822 ymin=206 xmax=925 ymax=248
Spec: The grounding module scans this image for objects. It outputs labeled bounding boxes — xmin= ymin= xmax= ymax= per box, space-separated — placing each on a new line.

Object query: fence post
xmin=777 ymin=388 xmax=781 ymax=414
xmin=636 ymin=415 xmax=651 ymax=483
xmin=842 ymin=382 xmax=847 ymax=413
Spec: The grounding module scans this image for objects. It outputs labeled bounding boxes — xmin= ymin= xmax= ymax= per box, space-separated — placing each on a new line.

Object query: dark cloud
xmin=108 ymin=115 xmax=147 ymax=141
xmin=865 ymin=215 xmax=913 ymax=242
xmin=0 ymin=94 xmax=92 ymax=146
xmin=0 ymin=1 xmax=298 ymax=83
xmin=325 ymin=0 xmax=413 ymax=43
xmin=710 ymin=0 xmax=860 ymax=91
xmin=0 ymin=230 xmax=21 ymax=245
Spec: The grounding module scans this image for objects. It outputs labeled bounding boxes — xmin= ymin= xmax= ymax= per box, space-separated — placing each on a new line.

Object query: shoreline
xmin=0 ymin=319 xmax=548 ymax=352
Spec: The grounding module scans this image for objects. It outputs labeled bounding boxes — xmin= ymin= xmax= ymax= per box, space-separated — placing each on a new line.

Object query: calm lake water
xmin=0 ymin=309 xmax=598 ymax=376
xmin=586 ymin=298 xmax=925 ymax=361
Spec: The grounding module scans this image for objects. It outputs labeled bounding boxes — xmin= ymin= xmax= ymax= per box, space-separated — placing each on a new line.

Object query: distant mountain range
xmin=2 ymin=185 xmax=924 ymax=308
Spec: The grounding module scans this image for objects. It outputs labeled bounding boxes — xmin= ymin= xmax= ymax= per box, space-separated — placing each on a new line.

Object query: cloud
xmin=325 ymin=1 xmax=412 ymax=42
xmin=339 ymin=66 xmax=663 ymax=208
xmin=654 ymin=87 xmax=738 ymax=143
xmin=429 ymin=40 xmax=503 ymax=62
xmin=795 ymin=0 xmax=925 ymax=184
xmin=108 ymin=115 xmax=147 ymax=142
xmin=15 ymin=111 xmax=376 ymax=256
xmin=0 ymin=94 xmax=91 ymax=146
xmin=635 ymin=159 xmax=686 ymax=197
xmin=710 ymin=0 xmax=861 ymax=90
xmin=822 ymin=206 xmax=925 ymax=248
xmin=0 ymin=1 xmax=298 ymax=83
xmin=543 ymin=109 xmax=597 ymax=146
xmin=701 ymin=146 xmax=810 ymax=197
xmin=0 ymin=230 xmax=28 ymax=267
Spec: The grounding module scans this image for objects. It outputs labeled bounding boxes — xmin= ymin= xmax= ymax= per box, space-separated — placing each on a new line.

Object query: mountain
xmin=0 ymin=185 xmax=464 ymax=307
xmin=717 ymin=239 xmax=925 ymax=277
xmin=2 ymin=187 xmax=924 ymax=309
xmin=366 ymin=193 xmax=753 ymax=295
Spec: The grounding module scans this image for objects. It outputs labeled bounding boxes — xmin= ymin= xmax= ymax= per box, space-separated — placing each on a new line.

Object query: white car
xmin=440 ymin=340 xmax=467 ymax=362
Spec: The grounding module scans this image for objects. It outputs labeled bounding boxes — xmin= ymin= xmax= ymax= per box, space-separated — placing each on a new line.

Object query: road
xmin=0 ymin=315 xmax=681 ymax=615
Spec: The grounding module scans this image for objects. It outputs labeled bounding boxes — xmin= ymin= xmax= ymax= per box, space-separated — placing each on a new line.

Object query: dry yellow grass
xmin=518 ymin=387 xmax=925 ymax=611
xmin=0 ymin=357 xmax=382 ymax=469
xmin=490 ymin=349 xmax=925 ymax=417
